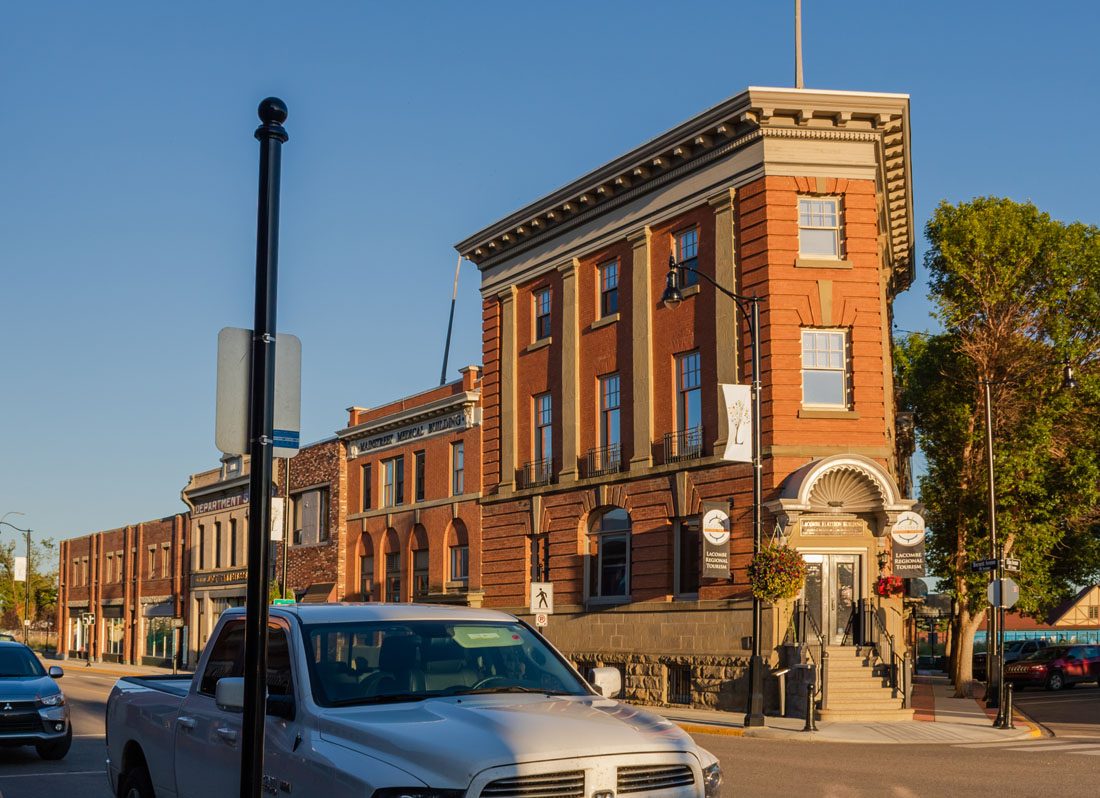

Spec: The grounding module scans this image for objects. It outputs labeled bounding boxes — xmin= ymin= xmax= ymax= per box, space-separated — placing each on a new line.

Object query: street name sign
xmin=530 ymin=582 xmax=553 ymax=614
xmin=970 ymin=558 xmax=999 ymax=573
xmin=1003 ymin=558 xmax=1021 ymax=572
xmin=987 ymin=577 xmax=1020 ymax=608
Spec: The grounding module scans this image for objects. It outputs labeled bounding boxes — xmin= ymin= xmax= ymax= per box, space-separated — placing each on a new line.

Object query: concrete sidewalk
xmin=653 ymin=674 xmax=1044 ymax=744
xmin=40 ymin=656 xmax=189 ymax=679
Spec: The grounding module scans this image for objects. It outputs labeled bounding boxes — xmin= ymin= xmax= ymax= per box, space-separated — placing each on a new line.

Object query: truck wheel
xmin=1046 ymin=671 xmax=1064 ymax=691
xmin=35 ymin=725 xmax=72 ymax=760
xmin=120 ymin=764 xmax=155 ymax=798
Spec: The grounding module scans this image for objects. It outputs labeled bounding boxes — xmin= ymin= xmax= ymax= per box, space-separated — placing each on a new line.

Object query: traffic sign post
xmin=987 ymin=577 xmax=1020 ymax=609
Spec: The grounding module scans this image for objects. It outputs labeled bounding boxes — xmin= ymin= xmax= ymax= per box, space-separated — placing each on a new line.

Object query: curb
xmin=673 ymin=722 xmax=746 ymax=738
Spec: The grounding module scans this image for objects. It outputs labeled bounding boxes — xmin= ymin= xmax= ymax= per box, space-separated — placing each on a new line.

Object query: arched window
xmin=358 ymin=532 xmax=375 ymax=601
xmin=411 ymin=525 xmax=429 ymax=599
xmin=447 ymin=520 xmax=469 ymax=587
xmin=587 ymin=508 xmax=630 ymax=600
xmin=383 ymin=529 xmax=401 ymax=603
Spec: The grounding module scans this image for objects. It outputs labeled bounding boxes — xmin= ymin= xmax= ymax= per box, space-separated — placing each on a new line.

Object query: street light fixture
xmin=661 ymin=255 xmax=767 ymax=728
xmin=981 ymin=360 xmax=1076 ymax=728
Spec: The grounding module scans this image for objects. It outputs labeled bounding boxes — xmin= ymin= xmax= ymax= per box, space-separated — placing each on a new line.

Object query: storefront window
xmin=106 ymin=617 xmax=125 ymax=657
xmin=145 ymin=617 xmax=177 ymax=661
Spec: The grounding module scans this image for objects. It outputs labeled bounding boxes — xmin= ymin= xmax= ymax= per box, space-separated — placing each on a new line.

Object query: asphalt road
xmin=1013 ymin=679 xmax=1100 ymax=738
xmin=4 ymin=670 xmax=1100 ymax=798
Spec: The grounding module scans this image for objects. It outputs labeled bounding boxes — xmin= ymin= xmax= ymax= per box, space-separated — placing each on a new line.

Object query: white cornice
xmin=338 ymin=390 xmax=481 ymax=441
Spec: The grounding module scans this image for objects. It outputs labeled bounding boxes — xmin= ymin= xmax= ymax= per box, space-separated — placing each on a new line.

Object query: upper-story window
xmin=215 ymin=522 xmax=223 ymax=568
xmin=292 ymin=487 xmax=330 ymax=545
xmin=676 ymin=228 xmax=698 ymax=287
xmin=599 ymin=374 xmax=621 ymax=449
xmin=198 ymin=525 xmax=205 ymax=570
xmin=229 ymin=518 xmax=238 ymax=567
xmin=149 ymin=547 xmax=157 ymax=579
xmin=414 ymin=450 xmax=426 ymax=503
xmin=798 ymin=197 xmax=842 ymax=257
xmin=535 ymin=394 xmax=552 ymax=463
xmin=361 ymin=463 xmax=372 ymax=511
xmin=452 ymin=441 xmax=464 ymax=495
xmin=383 ymin=457 xmax=405 ymax=508
xmin=676 ymin=352 xmax=702 ymax=432
xmin=801 ymin=329 xmax=849 ymax=407
xmin=598 ymin=261 xmax=619 ymax=317
xmin=534 ymin=288 xmax=552 ymax=341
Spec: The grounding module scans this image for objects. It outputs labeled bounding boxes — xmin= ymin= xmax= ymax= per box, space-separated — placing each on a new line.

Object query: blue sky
xmin=2 ymin=2 xmax=1098 ymax=546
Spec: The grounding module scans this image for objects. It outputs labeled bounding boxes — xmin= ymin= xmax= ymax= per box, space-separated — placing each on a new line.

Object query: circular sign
xmin=891 ymin=511 xmax=926 ymax=546
xmin=702 ymin=509 xmax=731 ymax=546
xmin=535 ymin=613 xmax=548 ymax=627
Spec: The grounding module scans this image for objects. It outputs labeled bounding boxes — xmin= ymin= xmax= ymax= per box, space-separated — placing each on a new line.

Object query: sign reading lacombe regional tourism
xmin=720 ymin=384 xmax=752 ymax=463
xmin=891 ymin=511 xmax=927 ymax=577
xmin=702 ymin=507 xmax=731 ymax=579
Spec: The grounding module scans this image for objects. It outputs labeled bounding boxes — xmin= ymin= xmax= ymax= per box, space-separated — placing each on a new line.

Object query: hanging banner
xmin=720 ymin=384 xmax=752 ymax=463
xmin=891 ymin=511 xmax=927 ymax=577
xmin=13 ymin=556 xmax=26 ymax=582
xmin=701 ymin=505 xmax=731 ymax=579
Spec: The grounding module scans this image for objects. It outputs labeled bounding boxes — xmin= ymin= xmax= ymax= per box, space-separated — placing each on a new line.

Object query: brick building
xmin=181 ymin=439 xmax=346 ymax=667
xmin=455 ymin=86 xmax=917 ymax=712
xmin=338 ymin=366 xmax=483 ymax=607
xmin=57 ymin=513 xmax=188 ymax=666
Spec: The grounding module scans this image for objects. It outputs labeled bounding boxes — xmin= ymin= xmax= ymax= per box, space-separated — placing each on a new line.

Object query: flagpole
xmin=440 ymin=255 xmax=462 ymax=385
xmin=795 ymin=0 xmax=804 ymax=89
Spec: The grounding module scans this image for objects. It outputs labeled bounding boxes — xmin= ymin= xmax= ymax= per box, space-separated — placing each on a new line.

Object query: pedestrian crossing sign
xmin=530 ymin=582 xmax=554 ymax=614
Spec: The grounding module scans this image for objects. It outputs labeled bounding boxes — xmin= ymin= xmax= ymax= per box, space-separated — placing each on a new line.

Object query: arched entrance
xmin=766 ymin=454 xmax=915 ymax=645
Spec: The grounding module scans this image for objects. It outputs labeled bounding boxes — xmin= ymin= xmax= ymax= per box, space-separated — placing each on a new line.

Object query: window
xmin=450 ymin=544 xmax=469 ymax=583
xmin=72 ymin=559 xmax=80 ymax=586
xmin=148 ymin=547 xmax=156 ymax=579
xmin=361 ymin=463 xmax=372 ymax=511
xmin=676 ymin=519 xmax=701 ymax=596
xmin=81 ymin=558 xmax=87 ymax=586
xmin=229 ymin=518 xmax=238 ymax=567
xmin=106 ymin=617 xmax=125 ymax=656
xmin=587 ymin=508 xmax=630 ymax=600
xmin=676 ymin=352 xmax=702 ymax=432
xmin=198 ymin=524 xmax=205 ymax=570
xmin=667 ymin=663 xmax=692 ymax=705
xmin=798 ymin=197 xmax=841 ymax=257
xmin=535 ymin=394 xmax=552 ymax=462
xmin=534 ymin=287 xmax=551 ymax=340
xmin=385 ymin=552 xmax=402 ymax=603
xmin=105 ymin=554 xmax=113 ymax=583
xmin=598 ymin=260 xmax=619 ymax=317
xmin=1090 ymin=605 xmax=1099 ymax=620
xmin=414 ymin=450 xmax=426 ymax=503
xmin=215 ymin=522 xmax=223 ymax=569
xmin=413 ymin=549 xmax=429 ymax=599
xmin=359 ymin=554 xmax=374 ymax=600
xmin=676 ymin=228 xmax=698 ymax=287
xmin=530 ymin=534 xmax=550 ymax=582
xmin=383 ymin=457 xmax=404 ymax=508
xmin=145 ymin=617 xmax=176 ymax=661
xmin=163 ymin=545 xmax=171 ymax=576
xmin=452 ymin=442 xmax=464 ymax=495
xmin=292 ymin=488 xmax=331 ymax=545
xmin=801 ymin=329 xmax=848 ymax=407
xmin=599 ymin=374 xmax=621 ymax=449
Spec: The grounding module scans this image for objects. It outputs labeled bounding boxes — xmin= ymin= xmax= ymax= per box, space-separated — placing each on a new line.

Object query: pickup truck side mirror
xmin=589 ymin=667 xmax=622 ymax=699
xmin=216 ymin=677 xmax=246 ymax=712
xmin=48 ymin=666 xmax=64 ymax=679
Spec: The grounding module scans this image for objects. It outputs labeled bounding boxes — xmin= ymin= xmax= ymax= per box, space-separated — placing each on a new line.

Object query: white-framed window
xmin=675 ymin=228 xmax=699 ymax=286
xmin=451 ymin=441 xmax=464 ymax=496
xmin=450 ymin=544 xmax=469 ymax=583
xmin=674 ymin=519 xmax=701 ymax=597
xmin=535 ymin=394 xmax=552 ymax=463
xmin=801 ymin=329 xmax=849 ymax=407
xmin=798 ymin=197 xmax=842 ymax=257
xmin=587 ymin=508 xmax=631 ymax=600
xmin=534 ymin=287 xmax=551 ymax=340
xmin=598 ymin=260 xmax=619 ymax=317
xmin=292 ymin=488 xmax=330 ymax=545
xmin=148 ymin=547 xmax=157 ymax=579
xmin=599 ymin=374 xmax=620 ymax=450
xmin=383 ymin=457 xmax=404 ymax=508
xmin=105 ymin=553 xmax=114 ymax=583
xmin=676 ymin=352 xmax=702 ymax=432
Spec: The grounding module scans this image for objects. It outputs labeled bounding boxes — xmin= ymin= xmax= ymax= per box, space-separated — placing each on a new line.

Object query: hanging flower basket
xmin=874 ymin=575 xmax=905 ymax=597
xmin=747 ymin=546 xmax=807 ymax=602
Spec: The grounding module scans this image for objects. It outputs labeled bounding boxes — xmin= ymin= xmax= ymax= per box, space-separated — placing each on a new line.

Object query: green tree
xmin=896 ymin=197 xmax=1100 ymax=695
xmin=0 ymin=535 xmax=58 ymax=631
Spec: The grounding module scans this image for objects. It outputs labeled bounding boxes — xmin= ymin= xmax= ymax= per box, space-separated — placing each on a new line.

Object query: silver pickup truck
xmin=106 ymin=603 xmax=721 ymax=797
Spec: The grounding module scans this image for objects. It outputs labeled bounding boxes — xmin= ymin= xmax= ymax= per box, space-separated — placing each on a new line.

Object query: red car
xmin=1004 ymin=644 xmax=1100 ymax=691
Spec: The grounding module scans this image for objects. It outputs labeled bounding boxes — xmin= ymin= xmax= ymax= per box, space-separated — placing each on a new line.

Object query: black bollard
xmin=803 ymin=682 xmax=818 ymax=732
xmin=1002 ymin=681 xmax=1015 ymax=729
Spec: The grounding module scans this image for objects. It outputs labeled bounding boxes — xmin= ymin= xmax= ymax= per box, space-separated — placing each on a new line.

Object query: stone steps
xmin=813 ymin=645 xmax=909 ymax=721
xmin=817 ymin=706 xmax=916 ymax=723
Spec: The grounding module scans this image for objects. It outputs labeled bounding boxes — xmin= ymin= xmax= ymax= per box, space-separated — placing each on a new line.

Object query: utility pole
xmin=24 ymin=528 xmax=32 ymax=645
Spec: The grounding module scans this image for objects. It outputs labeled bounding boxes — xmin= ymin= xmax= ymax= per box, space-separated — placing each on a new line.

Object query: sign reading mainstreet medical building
xmin=347 ymin=409 xmax=476 ymax=458
xmin=891 ymin=511 xmax=927 ymax=577
xmin=701 ymin=506 xmax=731 ymax=579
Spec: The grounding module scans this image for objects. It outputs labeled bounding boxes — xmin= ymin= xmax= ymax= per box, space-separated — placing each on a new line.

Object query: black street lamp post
xmin=661 ymin=255 xmax=766 ymax=728
xmin=980 ymin=361 xmax=1076 ymax=728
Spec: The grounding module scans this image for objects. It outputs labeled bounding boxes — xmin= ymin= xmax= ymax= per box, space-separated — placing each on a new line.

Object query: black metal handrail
xmin=586 ymin=444 xmax=622 ymax=477
xmin=799 ymin=603 xmax=829 ymax=711
xmin=663 ymin=426 xmax=704 ymax=463
xmin=867 ymin=601 xmax=910 ymax=707
xmin=523 ymin=458 xmax=553 ymax=488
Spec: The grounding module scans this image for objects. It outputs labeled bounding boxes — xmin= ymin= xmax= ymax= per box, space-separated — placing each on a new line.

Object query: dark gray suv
xmin=0 ymin=641 xmax=71 ymax=759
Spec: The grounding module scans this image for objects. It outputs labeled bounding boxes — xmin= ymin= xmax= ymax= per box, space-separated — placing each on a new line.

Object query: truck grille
xmin=480 ymin=770 xmax=584 ymax=798
xmin=617 ymin=764 xmax=695 ymax=793
xmin=0 ymin=713 xmax=44 ymax=734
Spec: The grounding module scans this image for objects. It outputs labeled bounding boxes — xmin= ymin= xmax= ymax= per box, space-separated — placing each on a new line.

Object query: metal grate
xmin=663 ymin=426 xmax=703 ymax=463
xmin=0 ymin=713 xmax=44 ymax=734
xmin=667 ymin=663 xmax=691 ymax=705
xmin=618 ymin=764 xmax=695 ymax=794
xmin=586 ymin=444 xmax=622 ymax=477
xmin=523 ymin=459 xmax=553 ymax=488
xmin=481 ymin=770 xmax=585 ymax=798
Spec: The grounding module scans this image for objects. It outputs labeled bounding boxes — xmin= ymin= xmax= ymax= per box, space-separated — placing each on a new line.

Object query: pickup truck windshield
xmin=302 ymin=620 xmax=588 ymax=707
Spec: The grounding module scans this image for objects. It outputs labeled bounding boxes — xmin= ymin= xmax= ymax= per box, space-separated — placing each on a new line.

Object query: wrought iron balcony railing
xmin=586 ymin=443 xmax=622 ymax=478
xmin=664 ymin=426 xmax=704 ymax=463
xmin=523 ymin=458 xmax=553 ymax=488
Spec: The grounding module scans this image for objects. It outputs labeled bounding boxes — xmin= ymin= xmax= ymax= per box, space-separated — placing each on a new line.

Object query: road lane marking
xmin=999 ymin=743 xmax=1100 ymax=752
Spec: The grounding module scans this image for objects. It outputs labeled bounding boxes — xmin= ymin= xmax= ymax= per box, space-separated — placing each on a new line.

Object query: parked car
xmin=1004 ymin=644 xmax=1100 ymax=691
xmin=0 ymin=633 xmax=15 ymax=642
xmin=974 ymin=639 xmax=1049 ymax=680
xmin=106 ymin=604 xmax=722 ymax=798
xmin=0 ymin=641 xmax=72 ymax=759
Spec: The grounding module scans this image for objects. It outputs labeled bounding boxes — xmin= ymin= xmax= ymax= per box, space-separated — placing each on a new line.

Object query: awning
xmin=143 ymin=602 xmax=175 ymax=618
xmin=298 ymin=582 xmax=336 ymax=604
